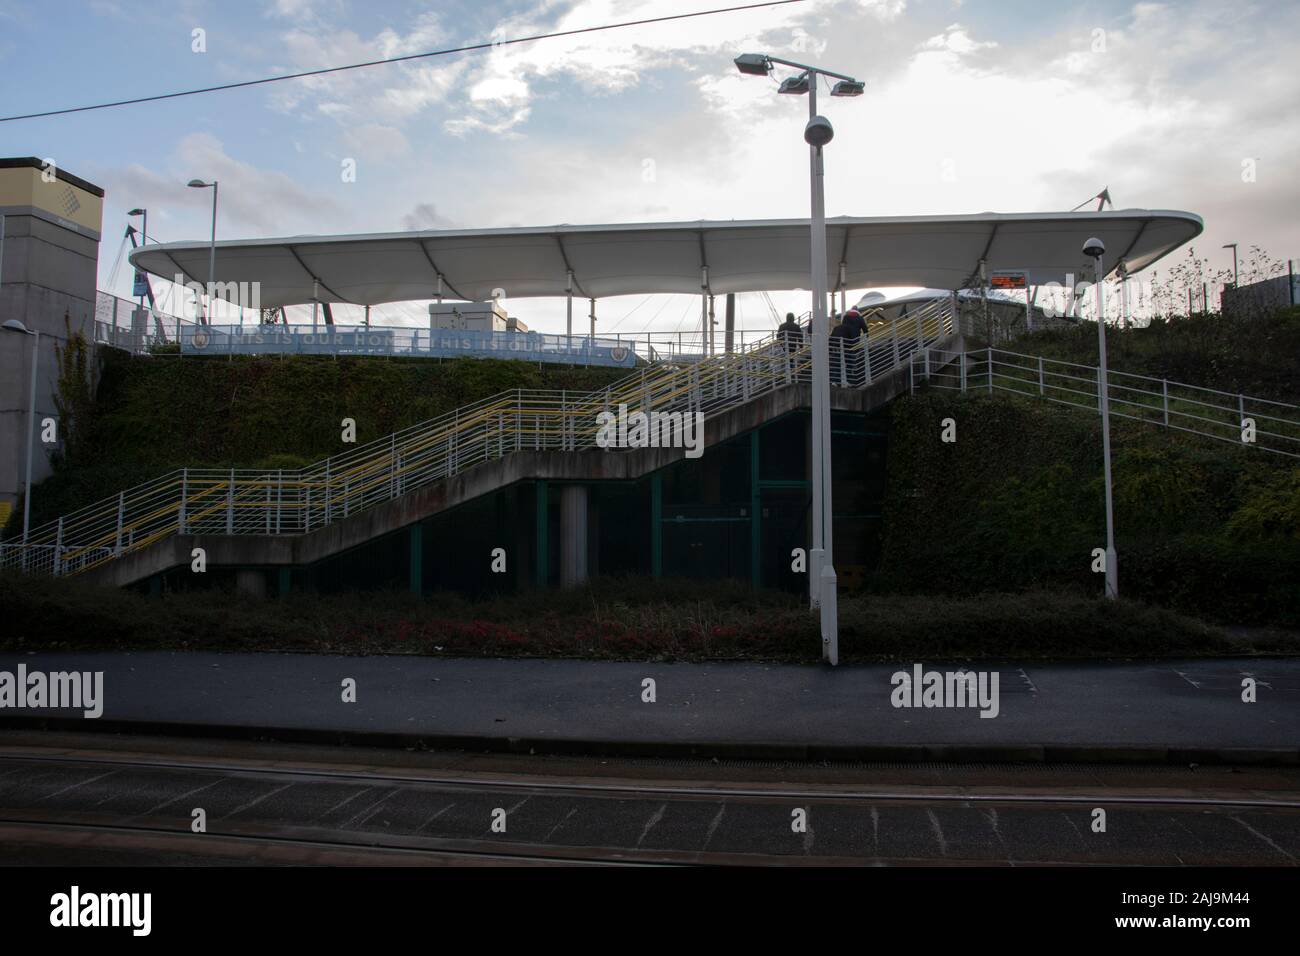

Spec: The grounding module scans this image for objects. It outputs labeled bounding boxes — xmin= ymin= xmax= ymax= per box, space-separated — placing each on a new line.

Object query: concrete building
xmin=0 ymin=158 xmax=105 ymax=528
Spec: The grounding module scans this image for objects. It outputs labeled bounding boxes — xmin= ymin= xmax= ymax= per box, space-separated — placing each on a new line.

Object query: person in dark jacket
xmin=828 ymin=314 xmax=852 ymax=385
xmin=777 ymin=312 xmax=805 ymax=381
xmin=841 ymin=308 xmax=867 ymax=385
xmin=777 ymin=312 xmax=803 ymax=351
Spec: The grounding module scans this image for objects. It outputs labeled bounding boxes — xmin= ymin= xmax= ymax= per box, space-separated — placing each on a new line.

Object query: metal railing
xmin=912 ymin=346 xmax=1300 ymax=458
xmin=95 ymin=288 xmax=815 ymax=364
xmin=2 ymin=300 xmax=957 ymax=578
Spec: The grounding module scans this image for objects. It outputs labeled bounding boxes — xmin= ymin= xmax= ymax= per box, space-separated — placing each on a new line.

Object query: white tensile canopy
xmin=129 ymin=209 xmax=1203 ymax=310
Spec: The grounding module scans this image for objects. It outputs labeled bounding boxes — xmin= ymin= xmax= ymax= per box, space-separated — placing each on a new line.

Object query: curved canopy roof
xmin=130 ymin=209 xmax=1203 ymax=309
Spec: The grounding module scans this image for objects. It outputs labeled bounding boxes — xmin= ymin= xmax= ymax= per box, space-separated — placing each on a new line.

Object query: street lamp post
xmin=735 ymin=53 xmax=863 ymax=665
xmin=128 ymin=208 xmax=147 ymax=343
xmin=187 ymin=180 xmax=219 ymax=323
xmin=2 ymin=320 xmax=39 ymax=554
xmin=1222 ymin=242 xmax=1239 ymax=291
xmin=1084 ymin=238 xmax=1118 ymax=600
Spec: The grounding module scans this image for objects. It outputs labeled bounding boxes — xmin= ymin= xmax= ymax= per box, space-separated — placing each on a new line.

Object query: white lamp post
xmin=187 ymin=179 xmax=218 ymax=323
xmin=1084 ymin=237 xmax=1118 ymax=599
xmin=735 ymin=53 xmax=863 ymax=664
xmin=2 ymin=319 xmax=39 ymax=549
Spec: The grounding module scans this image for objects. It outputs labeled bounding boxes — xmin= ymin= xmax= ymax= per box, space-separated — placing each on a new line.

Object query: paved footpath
xmin=0 ymin=652 xmax=1296 ymax=760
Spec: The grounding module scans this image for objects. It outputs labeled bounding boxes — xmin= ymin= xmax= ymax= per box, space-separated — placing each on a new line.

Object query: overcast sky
xmin=1 ymin=0 xmax=1296 ymax=332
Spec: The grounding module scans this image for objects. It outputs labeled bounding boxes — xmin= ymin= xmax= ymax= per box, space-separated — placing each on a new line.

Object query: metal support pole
xmin=987 ymin=349 xmax=993 ymax=393
xmin=1038 ymin=355 xmax=1045 ymax=396
xmin=115 ymin=491 xmax=124 ymax=556
xmin=1094 ymin=254 xmax=1118 ymax=600
xmin=227 ymin=468 xmax=235 ymax=534
xmin=312 ymin=278 xmax=320 ymax=332
xmin=979 ymin=258 xmax=990 ymax=343
xmin=565 ymin=271 xmax=573 ymax=348
xmin=808 ymin=81 xmax=837 ymax=661
xmin=54 ymin=517 xmax=62 ymax=576
xmin=1118 ymin=263 xmax=1129 ymax=330
xmin=1162 ymin=380 xmax=1169 ymax=426
xmin=708 ymin=293 xmax=716 ymax=357
xmin=20 ymin=330 xmax=38 ymax=546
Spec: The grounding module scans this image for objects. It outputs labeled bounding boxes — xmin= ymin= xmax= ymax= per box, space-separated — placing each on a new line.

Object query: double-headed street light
xmin=187 ymin=179 xmax=218 ymax=324
xmin=735 ymin=53 xmax=863 ymax=665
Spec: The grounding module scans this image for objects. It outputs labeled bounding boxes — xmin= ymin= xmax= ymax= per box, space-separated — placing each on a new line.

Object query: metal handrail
xmin=3 ymin=302 xmax=957 ymax=577
xmin=913 ymin=346 xmax=1300 ymax=459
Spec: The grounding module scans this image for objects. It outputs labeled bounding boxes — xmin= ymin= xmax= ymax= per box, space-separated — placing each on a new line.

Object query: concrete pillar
xmin=408 ymin=523 xmax=423 ymax=595
xmin=559 ymin=484 xmax=588 ymax=587
xmin=650 ymin=473 xmax=662 ymax=578
xmin=235 ymin=568 xmax=267 ymax=598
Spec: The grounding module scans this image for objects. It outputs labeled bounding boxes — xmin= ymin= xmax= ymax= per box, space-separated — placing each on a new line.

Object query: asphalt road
xmin=0 ymin=652 xmax=1295 ymax=754
xmin=0 ymin=733 xmax=1296 ymax=865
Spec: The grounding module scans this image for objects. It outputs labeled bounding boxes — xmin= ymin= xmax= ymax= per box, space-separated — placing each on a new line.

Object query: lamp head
xmin=1082 ymin=237 xmax=1106 ymax=259
xmin=778 ymin=73 xmax=811 ymax=95
xmin=804 ymin=115 xmax=834 ymax=147
xmin=734 ymin=53 xmax=771 ymax=76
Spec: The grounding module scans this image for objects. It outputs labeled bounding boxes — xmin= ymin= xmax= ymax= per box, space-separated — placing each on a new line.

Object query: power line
xmin=1 ymin=0 xmax=807 ymax=123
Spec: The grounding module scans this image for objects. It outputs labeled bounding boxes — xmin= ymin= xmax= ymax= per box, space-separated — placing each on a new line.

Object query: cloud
xmin=98 ymin=133 xmax=347 ymax=241
xmin=401 ymin=203 xmax=457 ymax=230
xmin=341 ymin=123 xmax=412 ymax=163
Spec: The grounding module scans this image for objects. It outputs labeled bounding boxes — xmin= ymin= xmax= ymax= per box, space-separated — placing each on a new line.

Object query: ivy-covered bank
xmin=9 ymin=350 xmax=628 ymax=535
xmin=877 ymin=391 xmax=1300 ymax=626
xmin=1009 ymin=307 xmax=1300 ymax=404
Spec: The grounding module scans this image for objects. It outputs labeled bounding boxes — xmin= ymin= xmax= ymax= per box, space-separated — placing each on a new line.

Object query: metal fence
xmin=93 ymin=289 xmax=799 ymax=365
xmin=2 ymin=299 xmax=959 ymax=577
xmin=912 ymin=346 xmax=1300 ymax=458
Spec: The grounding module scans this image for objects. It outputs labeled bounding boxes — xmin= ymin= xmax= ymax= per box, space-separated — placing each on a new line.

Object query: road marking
xmin=1239 ymin=671 xmax=1273 ymax=689
xmin=546 ymin=806 xmax=579 ymax=843
xmin=131 ymin=778 xmax=222 ymax=818
xmin=702 ymin=803 xmax=726 ymax=851
xmin=637 ymin=803 xmax=666 ymax=847
xmin=311 ymin=785 xmax=373 ymax=823
xmin=416 ymin=802 xmax=454 ymax=832
xmin=1174 ymin=670 xmax=1202 ymax=689
xmin=1229 ymin=814 xmax=1295 ymax=861
xmin=217 ymin=783 xmax=293 ymax=822
xmin=1017 ymin=668 xmax=1038 ymax=694
xmin=43 ymin=770 xmax=119 ymax=800
xmin=925 ymin=809 xmax=947 ymax=857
